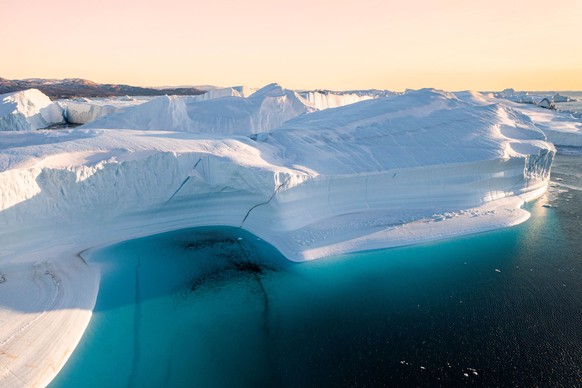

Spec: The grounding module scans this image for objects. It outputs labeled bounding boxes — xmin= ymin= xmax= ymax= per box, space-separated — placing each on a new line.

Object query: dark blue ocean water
xmin=51 ymin=152 xmax=582 ymax=387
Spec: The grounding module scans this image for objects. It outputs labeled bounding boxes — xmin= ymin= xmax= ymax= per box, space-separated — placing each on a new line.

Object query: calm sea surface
xmin=51 ymin=151 xmax=582 ymax=387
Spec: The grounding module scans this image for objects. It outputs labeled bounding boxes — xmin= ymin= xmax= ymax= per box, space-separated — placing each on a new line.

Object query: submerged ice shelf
xmin=0 ymin=86 xmax=576 ymax=387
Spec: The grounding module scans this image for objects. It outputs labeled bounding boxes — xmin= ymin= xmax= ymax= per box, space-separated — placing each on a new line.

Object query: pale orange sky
xmin=1 ymin=0 xmax=581 ymax=91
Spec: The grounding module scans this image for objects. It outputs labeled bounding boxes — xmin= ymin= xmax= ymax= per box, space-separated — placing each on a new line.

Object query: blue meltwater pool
xmin=51 ymin=152 xmax=582 ymax=387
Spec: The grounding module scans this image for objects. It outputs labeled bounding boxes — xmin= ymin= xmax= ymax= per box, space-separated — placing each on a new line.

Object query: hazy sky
xmin=2 ymin=0 xmax=581 ymax=91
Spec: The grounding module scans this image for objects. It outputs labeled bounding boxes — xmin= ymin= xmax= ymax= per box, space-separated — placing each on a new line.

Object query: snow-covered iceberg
xmin=2 ymin=87 xmax=578 ymax=387
xmin=0 ymin=89 xmax=556 ymax=257
xmin=0 ymin=89 xmax=64 ymax=131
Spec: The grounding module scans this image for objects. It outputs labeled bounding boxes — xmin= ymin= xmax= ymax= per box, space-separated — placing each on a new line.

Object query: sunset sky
xmin=2 ymin=0 xmax=581 ymax=91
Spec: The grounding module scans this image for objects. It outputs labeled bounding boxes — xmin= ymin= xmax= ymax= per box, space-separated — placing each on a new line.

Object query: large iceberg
xmin=0 ymin=89 xmax=65 ymax=131
xmin=1 ymin=86 xmax=578 ymax=387
xmin=0 ymin=88 xmax=556 ymax=257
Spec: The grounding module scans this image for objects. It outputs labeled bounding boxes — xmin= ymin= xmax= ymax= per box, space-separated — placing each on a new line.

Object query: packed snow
xmin=1 ymin=85 xmax=581 ymax=387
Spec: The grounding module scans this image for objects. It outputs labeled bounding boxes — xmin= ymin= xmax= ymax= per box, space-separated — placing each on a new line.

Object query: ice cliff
xmin=0 ymin=89 xmax=64 ymax=130
xmin=299 ymin=89 xmax=396 ymax=109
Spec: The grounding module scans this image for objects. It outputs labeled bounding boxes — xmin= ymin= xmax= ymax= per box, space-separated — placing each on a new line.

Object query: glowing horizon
xmin=2 ymin=0 xmax=581 ymax=92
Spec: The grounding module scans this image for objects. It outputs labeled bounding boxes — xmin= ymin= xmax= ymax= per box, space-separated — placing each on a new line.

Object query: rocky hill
xmin=0 ymin=77 xmax=206 ymax=99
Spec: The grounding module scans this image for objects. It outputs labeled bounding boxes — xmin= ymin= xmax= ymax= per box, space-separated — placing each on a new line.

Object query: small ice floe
xmin=495 ymin=269 xmax=501 ymax=273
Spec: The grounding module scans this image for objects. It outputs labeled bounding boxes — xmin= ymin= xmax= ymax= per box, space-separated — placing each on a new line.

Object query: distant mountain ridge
xmin=0 ymin=77 xmax=206 ymax=99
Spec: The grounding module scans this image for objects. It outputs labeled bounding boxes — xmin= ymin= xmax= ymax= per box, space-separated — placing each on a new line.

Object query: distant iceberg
xmin=0 ymin=89 xmax=64 ymax=130
xmin=80 ymin=83 xmax=316 ymax=135
xmin=552 ymin=93 xmax=576 ymax=103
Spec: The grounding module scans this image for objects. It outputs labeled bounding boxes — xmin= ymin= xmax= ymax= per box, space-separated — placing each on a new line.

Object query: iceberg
xmin=552 ymin=93 xmax=576 ymax=103
xmin=1 ymin=85 xmax=579 ymax=387
xmin=0 ymin=89 xmax=64 ymax=131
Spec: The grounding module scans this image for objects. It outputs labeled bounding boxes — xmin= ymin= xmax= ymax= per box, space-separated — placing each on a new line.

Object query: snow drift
xmin=0 ymin=89 xmax=64 ymax=131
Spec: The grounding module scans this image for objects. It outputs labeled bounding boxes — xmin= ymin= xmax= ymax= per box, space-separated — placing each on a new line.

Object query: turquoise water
xmin=51 ymin=152 xmax=582 ymax=387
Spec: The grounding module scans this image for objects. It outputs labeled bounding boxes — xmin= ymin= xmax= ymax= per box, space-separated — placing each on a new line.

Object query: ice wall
xmin=299 ymin=89 xmax=395 ymax=110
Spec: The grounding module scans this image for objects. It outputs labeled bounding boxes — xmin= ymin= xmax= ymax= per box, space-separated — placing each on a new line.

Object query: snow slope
xmin=484 ymin=91 xmax=582 ymax=147
xmin=1 ymin=88 xmax=576 ymax=387
xmin=0 ymin=89 xmax=64 ymax=131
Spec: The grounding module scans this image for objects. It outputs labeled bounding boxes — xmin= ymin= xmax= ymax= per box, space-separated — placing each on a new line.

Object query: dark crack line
xmin=234 ymin=239 xmax=277 ymax=384
xmin=164 ymin=158 xmax=203 ymax=205
xmin=128 ymin=255 xmax=142 ymax=387
xmin=234 ymin=240 xmax=270 ymax=334
xmin=239 ymin=176 xmax=292 ymax=228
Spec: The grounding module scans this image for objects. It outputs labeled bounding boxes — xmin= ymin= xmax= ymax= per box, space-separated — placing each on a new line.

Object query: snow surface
xmin=1 ymin=86 xmax=579 ymax=386
xmin=486 ymin=91 xmax=582 ymax=147
xmin=0 ymin=89 xmax=64 ymax=131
